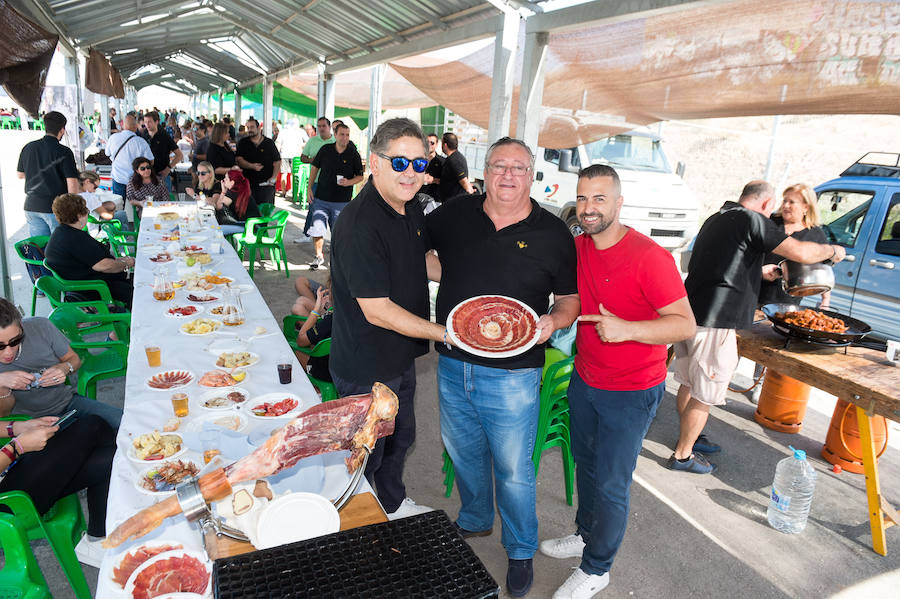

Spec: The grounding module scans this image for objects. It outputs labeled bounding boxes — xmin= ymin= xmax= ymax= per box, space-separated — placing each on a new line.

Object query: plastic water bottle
xmin=767 ymin=446 xmax=817 ymax=533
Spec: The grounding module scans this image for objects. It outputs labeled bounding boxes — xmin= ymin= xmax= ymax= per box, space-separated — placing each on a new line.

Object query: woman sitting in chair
xmin=125 ymin=157 xmax=169 ymax=219
xmin=215 ymin=168 xmax=261 ymax=233
xmin=295 ymin=284 xmax=332 ymax=384
xmin=185 ymin=161 xmax=244 ymax=237
xmin=44 ymin=193 xmax=135 ymax=309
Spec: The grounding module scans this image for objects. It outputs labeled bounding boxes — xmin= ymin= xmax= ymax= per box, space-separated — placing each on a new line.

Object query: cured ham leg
xmin=104 ymin=383 xmax=398 ymax=548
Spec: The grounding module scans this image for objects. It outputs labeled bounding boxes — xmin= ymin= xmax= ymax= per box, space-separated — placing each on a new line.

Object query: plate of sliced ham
xmin=145 ymin=371 xmax=194 ymax=391
xmin=102 ymin=540 xmax=185 ymax=595
xmin=124 ymin=549 xmax=211 ymax=599
xmin=446 ymin=295 xmax=541 ymax=358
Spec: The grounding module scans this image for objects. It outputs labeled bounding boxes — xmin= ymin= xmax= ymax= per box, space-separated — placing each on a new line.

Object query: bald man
xmin=107 ymin=114 xmax=153 ymax=198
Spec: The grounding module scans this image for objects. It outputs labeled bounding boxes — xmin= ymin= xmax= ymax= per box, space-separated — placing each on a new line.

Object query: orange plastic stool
xmin=821 ymin=398 xmax=888 ymax=474
xmin=754 ymin=369 xmax=811 ymax=433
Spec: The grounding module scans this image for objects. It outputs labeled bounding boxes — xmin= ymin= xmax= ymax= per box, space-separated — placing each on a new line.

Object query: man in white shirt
xmin=107 ymin=114 xmax=153 ymax=198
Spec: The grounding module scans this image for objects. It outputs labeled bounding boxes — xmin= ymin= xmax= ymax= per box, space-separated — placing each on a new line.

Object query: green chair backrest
xmin=0 ymin=513 xmax=52 ymax=598
xmin=258 ymin=203 xmax=277 ymax=219
xmin=49 ymin=304 xmax=130 ymax=345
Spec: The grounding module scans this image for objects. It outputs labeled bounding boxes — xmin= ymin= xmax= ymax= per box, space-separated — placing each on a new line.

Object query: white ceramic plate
xmin=197 ymin=370 xmax=246 ymax=388
xmin=185 ymin=411 xmax=249 ymax=433
xmin=134 ymin=460 xmax=201 ymax=496
xmin=164 ymin=304 xmax=204 ymax=319
xmin=124 ymin=549 xmax=212 ymax=599
xmin=247 ymin=392 xmax=302 ymax=419
xmin=255 ymin=493 xmax=340 ymax=549
xmin=127 ymin=433 xmax=186 ymax=464
xmin=446 ymin=294 xmax=541 ymax=359
xmin=185 ymin=293 xmax=219 ymax=303
xmin=102 ymin=539 xmax=186 ymax=595
xmin=145 ymin=370 xmax=195 ymax=391
xmin=212 ymin=350 xmax=260 ymax=370
xmin=198 ymin=387 xmax=248 ymax=410
xmin=179 ymin=318 xmax=222 ymax=336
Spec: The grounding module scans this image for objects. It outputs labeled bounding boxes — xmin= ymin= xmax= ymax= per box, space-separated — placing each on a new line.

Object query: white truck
xmin=460 ymin=129 xmax=699 ymax=250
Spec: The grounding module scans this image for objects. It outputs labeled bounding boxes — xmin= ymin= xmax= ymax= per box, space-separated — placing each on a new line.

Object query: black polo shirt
xmin=439 ymin=151 xmax=469 ymax=202
xmin=207 ymin=143 xmax=236 ymax=180
xmin=427 ymin=194 xmax=577 ymax=369
xmin=147 ymin=129 xmax=177 ymax=174
xmin=236 ymin=135 xmax=281 ymax=184
xmin=312 ymin=143 xmax=364 ymax=203
xmin=330 ymin=179 xmax=430 ymax=384
xmin=16 ymin=135 xmax=78 ymax=213
xmin=685 ymin=201 xmax=788 ymax=330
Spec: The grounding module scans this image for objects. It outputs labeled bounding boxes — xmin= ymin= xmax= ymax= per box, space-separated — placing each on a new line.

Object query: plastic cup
xmin=211 ymin=241 xmax=222 ymax=254
xmin=171 ymin=392 xmax=189 ymax=417
xmin=277 ymin=363 xmax=292 ymax=384
xmin=144 ymin=345 xmax=161 ymax=367
xmin=200 ymin=428 xmax=221 ymax=464
xmin=154 ymin=222 xmax=161 ymax=230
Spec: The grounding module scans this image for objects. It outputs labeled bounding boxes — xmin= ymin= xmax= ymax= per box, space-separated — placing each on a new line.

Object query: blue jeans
xmin=302 ymin=182 xmax=318 ymax=236
xmin=307 ymin=199 xmax=345 ymax=238
xmin=111 ymin=180 xmax=127 ymax=198
xmin=65 ymin=394 xmax=122 ymax=430
xmin=568 ymin=371 xmax=663 ymax=575
xmin=438 ymin=355 xmax=540 ymax=559
xmin=25 ymin=211 xmax=59 ymax=237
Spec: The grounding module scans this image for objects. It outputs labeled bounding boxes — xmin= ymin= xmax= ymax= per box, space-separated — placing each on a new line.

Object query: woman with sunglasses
xmin=0 ymin=299 xmax=117 ymax=568
xmin=125 ymin=157 xmax=169 ymax=219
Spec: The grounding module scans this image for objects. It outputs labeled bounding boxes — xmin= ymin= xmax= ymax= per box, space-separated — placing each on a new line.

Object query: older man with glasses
xmin=426 ymin=137 xmax=580 ymax=597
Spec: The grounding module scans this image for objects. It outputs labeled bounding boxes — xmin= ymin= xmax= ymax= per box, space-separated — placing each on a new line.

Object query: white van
xmin=460 ymin=129 xmax=700 ymax=250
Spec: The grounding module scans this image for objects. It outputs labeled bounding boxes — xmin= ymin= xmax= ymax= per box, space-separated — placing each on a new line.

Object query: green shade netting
xmin=211 ymin=83 xmax=369 ymax=129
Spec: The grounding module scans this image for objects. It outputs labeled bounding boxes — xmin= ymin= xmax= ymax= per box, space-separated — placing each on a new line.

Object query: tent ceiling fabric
xmin=0 ymin=0 xmax=58 ymax=116
xmin=85 ymin=48 xmax=125 ymax=98
xmin=276 ymin=64 xmax=436 ymax=110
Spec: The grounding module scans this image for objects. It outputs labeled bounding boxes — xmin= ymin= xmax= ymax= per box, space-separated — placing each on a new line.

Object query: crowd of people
xmin=9 ymin=107 xmax=846 ymax=598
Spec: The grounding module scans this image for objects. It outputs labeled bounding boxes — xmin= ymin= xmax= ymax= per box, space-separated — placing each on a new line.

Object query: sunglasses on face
xmin=0 ymin=332 xmax=25 ymax=351
xmin=138 ymin=165 xmax=151 ymax=171
xmin=198 ymin=171 xmax=209 ymax=176
xmin=376 ymin=152 xmax=428 ymax=173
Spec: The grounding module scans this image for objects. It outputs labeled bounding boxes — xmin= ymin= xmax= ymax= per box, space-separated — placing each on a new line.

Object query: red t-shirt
xmin=574 ymin=228 xmax=687 ymax=391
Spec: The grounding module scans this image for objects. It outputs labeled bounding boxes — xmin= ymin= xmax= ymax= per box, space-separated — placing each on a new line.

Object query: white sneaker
xmin=74 ymin=534 xmax=105 ymax=569
xmin=540 ymin=533 xmax=586 ymax=559
xmin=552 ymin=568 xmax=610 ymax=599
xmin=308 ymin=255 xmax=325 ymax=269
xmin=750 ymin=385 xmax=762 ymax=405
xmin=387 ymin=497 xmax=434 ymax=521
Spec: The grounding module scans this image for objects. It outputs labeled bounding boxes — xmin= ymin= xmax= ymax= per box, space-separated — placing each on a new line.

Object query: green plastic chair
xmin=235 ymin=209 xmax=290 ymax=278
xmin=0 ymin=490 xmax=89 ymax=598
xmin=49 ymin=305 xmax=130 ymax=399
xmin=100 ymin=221 xmax=138 ymax=257
xmin=13 ymin=236 xmax=51 ymax=316
xmin=442 ymin=353 xmax=576 ymax=505
xmin=0 ymin=513 xmax=53 ymax=598
xmin=291 ymin=158 xmax=311 ymax=208
xmin=40 ymin=262 xmax=129 ymax=313
xmin=282 ymin=315 xmax=338 ymax=402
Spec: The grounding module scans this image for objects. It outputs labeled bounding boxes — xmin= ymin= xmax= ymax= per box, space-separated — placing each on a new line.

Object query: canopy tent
xmin=393 ymin=0 xmax=900 ymax=149
xmin=0 ymin=0 xmax=58 ymax=117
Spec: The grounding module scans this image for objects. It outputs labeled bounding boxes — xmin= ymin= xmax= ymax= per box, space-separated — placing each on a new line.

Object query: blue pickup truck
xmin=814 ymin=153 xmax=900 ymax=342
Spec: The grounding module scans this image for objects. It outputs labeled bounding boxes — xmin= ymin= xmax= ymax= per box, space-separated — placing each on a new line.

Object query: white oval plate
xmin=179 ymin=318 xmax=222 ymax=336
xmin=212 ymin=351 xmax=260 ymax=370
xmin=102 ymin=539 xmax=186 ymax=595
xmin=198 ymin=387 xmax=248 ymax=410
xmin=185 ymin=411 xmax=249 ymax=433
xmin=255 ymin=493 xmax=340 ymax=549
xmin=247 ymin=393 xmax=303 ymax=419
xmin=124 ymin=549 xmax=212 ymax=599
xmin=127 ymin=433 xmax=185 ymax=464
xmin=134 ymin=460 xmax=201 ymax=496
xmin=197 ymin=370 xmax=246 ymax=388
xmin=145 ymin=370 xmax=195 ymax=391
xmin=446 ymin=294 xmax=541 ymax=359
xmin=164 ymin=304 xmax=204 ymax=319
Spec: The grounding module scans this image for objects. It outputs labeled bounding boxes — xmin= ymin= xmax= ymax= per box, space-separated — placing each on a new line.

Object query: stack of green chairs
xmin=234 ymin=209 xmax=290 ymax=278
xmin=291 ymin=158 xmax=311 ymax=209
xmin=282 ymin=315 xmax=338 ymax=402
xmin=441 ymin=352 xmax=577 ymax=505
xmin=0 ymin=116 xmax=20 ymax=130
xmin=48 ymin=305 xmax=130 ymax=399
xmin=13 ymin=236 xmax=51 ymax=316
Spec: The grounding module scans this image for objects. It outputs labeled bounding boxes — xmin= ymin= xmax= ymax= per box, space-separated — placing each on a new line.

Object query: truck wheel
xmin=565 ymin=213 xmax=583 ymax=237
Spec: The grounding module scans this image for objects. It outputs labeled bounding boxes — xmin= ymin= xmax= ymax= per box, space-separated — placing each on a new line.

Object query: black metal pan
xmin=761 ymin=303 xmax=872 ymax=344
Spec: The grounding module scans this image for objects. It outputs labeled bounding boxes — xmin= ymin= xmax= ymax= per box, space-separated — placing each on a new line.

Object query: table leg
xmin=856 ymin=404 xmax=887 ymax=556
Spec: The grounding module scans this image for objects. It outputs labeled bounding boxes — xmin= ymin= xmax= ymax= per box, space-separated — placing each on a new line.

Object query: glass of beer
xmin=144 ymin=345 xmax=161 ymax=367
xmin=171 ymin=392 xmax=189 ymax=417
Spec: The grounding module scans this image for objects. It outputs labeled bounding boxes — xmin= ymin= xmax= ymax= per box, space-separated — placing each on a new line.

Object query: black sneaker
xmin=666 ymin=453 xmax=717 ymax=474
xmin=454 ymin=522 xmax=492 ymax=539
xmin=693 ymin=434 xmax=721 ymax=454
xmin=507 ymin=558 xmax=533 ymax=597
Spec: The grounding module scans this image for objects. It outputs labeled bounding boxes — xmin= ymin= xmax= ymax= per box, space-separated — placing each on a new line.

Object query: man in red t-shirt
xmin=540 ymin=165 xmax=696 ymax=599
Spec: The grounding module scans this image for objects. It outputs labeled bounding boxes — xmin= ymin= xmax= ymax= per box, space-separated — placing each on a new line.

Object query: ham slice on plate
xmin=448 ymin=295 xmax=540 ymax=358
xmin=110 ymin=542 xmax=184 ymax=588
xmin=124 ymin=550 xmax=210 ymax=599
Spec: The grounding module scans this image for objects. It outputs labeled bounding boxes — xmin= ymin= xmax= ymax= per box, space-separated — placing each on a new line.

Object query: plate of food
xmin=199 ymin=387 xmax=248 ymax=410
xmin=247 ymin=393 xmax=302 ymax=419
xmin=180 ymin=244 xmax=204 ymax=253
xmin=446 ymin=295 xmax=540 ymax=359
xmin=135 ymin=459 xmax=200 ymax=495
xmin=146 ymin=370 xmax=194 ymax=391
xmin=184 ymin=252 xmax=212 ymax=266
xmin=160 ymin=232 xmax=180 ymax=242
xmin=128 ymin=432 xmax=185 ymax=463
xmin=166 ymin=304 xmax=203 ymax=318
xmin=204 ymin=274 xmax=233 ymax=285
xmin=198 ymin=369 xmax=245 ymax=387
xmin=149 ymin=251 xmax=173 ymax=263
xmin=103 ymin=539 xmax=186 ymax=595
xmin=180 ymin=318 xmax=222 ymax=336
xmin=186 ymin=293 xmax=218 ymax=303
xmin=183 ymin=277 xmax=215 ymax=292
xmin=214 ymin=350 xmax=259 ymax=369
xmin=157 ymin=211 xmax=180 ymax=221
xmin=123 ymin=549 xmax=211 ymax=599
xmin=185 ymin=411 xmax=249 ymax=433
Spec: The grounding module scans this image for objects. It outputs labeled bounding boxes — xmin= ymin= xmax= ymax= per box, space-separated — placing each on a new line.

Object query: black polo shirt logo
xmin=517 ymin=240 xmax=527 ymax=249
xmin=417 ymin=229 xmax=422 ymax=236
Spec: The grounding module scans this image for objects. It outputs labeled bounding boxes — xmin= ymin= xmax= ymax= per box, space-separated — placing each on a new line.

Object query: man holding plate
xmin=426 ymin=137 xmax=579 ymax=597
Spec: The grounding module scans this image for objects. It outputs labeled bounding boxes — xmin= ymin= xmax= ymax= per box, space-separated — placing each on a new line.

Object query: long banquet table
xmin=96 ymin=203 xmax=377 ymax=598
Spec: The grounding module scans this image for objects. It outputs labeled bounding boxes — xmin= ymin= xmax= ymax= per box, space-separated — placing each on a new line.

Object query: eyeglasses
xmin=0 ymin=333 xmax=25 ymax=351
xmin=376 ymin=153 xmax=428 ymax=173
xmin=198 ymin=171 xmax=209 ymax=176
xmin=486 ymin=163 xmax=532 ymax=176
xmin=138 ymin=165 xmax=152 ymax=171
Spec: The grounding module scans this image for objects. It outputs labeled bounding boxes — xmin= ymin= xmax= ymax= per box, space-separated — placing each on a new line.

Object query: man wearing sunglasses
xmin=330 ymin=118 xmax=450 ymax=523
xmin=426 ymin=137 xmax=580 ymax=597
xmin=305 ymin=123 xmax=364 ymax=269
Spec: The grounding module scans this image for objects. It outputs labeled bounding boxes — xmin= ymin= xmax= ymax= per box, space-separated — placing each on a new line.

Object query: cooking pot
xmin=777 ymin=260 xmax=835 ymax=297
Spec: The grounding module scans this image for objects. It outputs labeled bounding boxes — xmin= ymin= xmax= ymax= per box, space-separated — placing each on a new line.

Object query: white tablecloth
xmin=96 ymin=203 xmax=353 ymax=598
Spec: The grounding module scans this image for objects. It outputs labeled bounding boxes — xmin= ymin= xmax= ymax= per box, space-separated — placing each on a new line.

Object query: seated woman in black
xmin=295 ymin=283 xmax=332 ymax=383
xmin=44 ymin=193 xmax=135 ymax=309
xmin=218 ymin=168 xmax=261 ymax=227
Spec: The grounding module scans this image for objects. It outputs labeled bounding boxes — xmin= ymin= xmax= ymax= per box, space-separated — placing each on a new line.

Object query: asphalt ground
xmin=1 ymin=128 xmax=898 ymax=597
